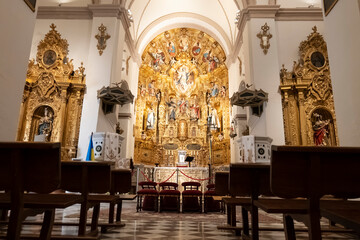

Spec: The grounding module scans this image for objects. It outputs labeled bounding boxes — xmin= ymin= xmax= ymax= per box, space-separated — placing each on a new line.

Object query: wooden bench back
xmin=60 ymin=161 xmax=111 ymax=194
xmin=229 ymin=163 xmax=272 ymax=197
xmin=271 ymin=146 xmax=360 ymax=199
xmin=0 ymin=142 xmax=61 ymax=194
xmin=111 ymin=169 xmax=132 ymax=194
xmin=215 ymin=171 xmax=229 ymax=196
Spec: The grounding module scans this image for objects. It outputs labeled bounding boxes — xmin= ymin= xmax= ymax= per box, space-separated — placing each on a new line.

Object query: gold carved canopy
xmin=280 ymin=26 xmax=338 ymax=146
xmin=134 ymin=28 xmax=230 ymax=167
xmin=17 ymin=24 xmax=86 ymax=160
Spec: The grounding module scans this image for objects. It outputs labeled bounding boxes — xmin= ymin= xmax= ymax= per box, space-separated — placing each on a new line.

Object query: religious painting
xmin=323 ymin=0 xmax=338 ymax=16
xmin=24 ymin=0 xmax=36 ymax=12
xmin=192 ymin=41 xmax=201 ymax=56
xmin=167 ymin=41 xmax=176 ymax=57
xmin=174 ymin=65 xmax=194 ymax=93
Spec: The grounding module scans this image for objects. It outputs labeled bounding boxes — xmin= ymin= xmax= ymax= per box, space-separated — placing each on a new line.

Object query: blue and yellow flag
xmin=86 ymin=133 xmax=95 ymax=161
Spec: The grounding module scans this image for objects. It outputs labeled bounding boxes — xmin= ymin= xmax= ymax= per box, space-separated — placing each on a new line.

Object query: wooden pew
xmin=255 ymin=145 xmax=360 ymax=240
xmin=0 ymin=142 xmax=82 ymax=240
xmin=215 ymin=165 xmax=272 ymax=239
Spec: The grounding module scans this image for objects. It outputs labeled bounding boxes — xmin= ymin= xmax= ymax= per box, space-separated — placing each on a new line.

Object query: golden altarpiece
xmin=134 ymin=28 xmax=230 ymax=167
xmin=17 ymin=24 xmax=86 ymax=160
xmin=280 ymin=27 xmax=338 ymax=146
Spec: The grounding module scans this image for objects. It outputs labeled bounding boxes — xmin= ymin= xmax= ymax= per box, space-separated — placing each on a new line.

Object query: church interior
xmin=1 ymin=0 xmax=360 ymax=239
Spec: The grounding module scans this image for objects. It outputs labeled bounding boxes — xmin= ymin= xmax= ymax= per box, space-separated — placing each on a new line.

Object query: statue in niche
xmin=148 ymin=80 xmax=155 ymax=97
xmin=312 ymin=113 xmax=330 ymax=146
xmin=166 ymin=97 xmax=177 ymax=121
xmin=220 ymin=85 xmax=226 ymax=98
xmin=208 ymin=107 xmax=220 ymax=130
xmin=210 ymin=82 xmax=219 ymax=97
xmin=147 ymin=107 xmax=155 ymax=130
xmin=178 ymin=98 xmax=188 ymax=114
xmin=149 ymin=49 xmax=165 ymax=70
xmin=190 ymin=98 xmax=200 ymax=121
xmin=37 ymin=107 xmax=53 ymax=141
xmin=208 ymin=56 xmax=219 ymax=72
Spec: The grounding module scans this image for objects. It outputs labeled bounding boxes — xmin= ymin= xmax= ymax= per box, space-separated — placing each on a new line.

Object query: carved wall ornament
xmin=134 ymin=28 xmax=230 ymax=167
xmin=17 ymin=24 xmax=86 ymax=160
xmin=256 ymin=23 xmax=272 ymax=55
xmin=95 ymin=23 xmax=110 ymax=56
xmin=279 ymin=26 xmax=338 ymax=146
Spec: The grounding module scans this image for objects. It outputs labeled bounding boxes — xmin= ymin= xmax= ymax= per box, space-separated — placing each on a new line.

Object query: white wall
xmin=30 ymin=20 xmax=92 ymax=71
xmin=276 ymin=21 xmax=324 ymax=70
xmin=323 ymin=0 xmax=360 ymax=146
xmin=246 ymin=19 xmax=285 ymax=145
xmin=0 ymin=1 xmax=36 ymax=141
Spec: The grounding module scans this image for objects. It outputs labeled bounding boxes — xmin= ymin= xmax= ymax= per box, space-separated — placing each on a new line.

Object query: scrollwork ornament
xmin=95 ymin=24 xmax=111 ymax=56
xmin=256 ymin=23 xmax=272 ymax=55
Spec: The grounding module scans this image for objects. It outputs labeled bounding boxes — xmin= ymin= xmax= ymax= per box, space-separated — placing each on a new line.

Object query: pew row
xmin=255 ymin=145 xmax=360 ymax=240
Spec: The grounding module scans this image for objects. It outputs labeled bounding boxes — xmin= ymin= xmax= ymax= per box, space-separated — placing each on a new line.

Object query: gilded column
xmin=297 ymin=89 xmax=308 ymax=145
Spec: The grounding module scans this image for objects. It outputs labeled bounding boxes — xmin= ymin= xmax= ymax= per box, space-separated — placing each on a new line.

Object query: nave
xmin=2 ymin=201 xmax=357 ymax=240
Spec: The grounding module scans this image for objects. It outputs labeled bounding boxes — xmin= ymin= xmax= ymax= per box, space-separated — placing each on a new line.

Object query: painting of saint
xmin=192 ymin=42 xmax=201 ymax=56
xmin=202 ymin=50 xmax=211 ymax=62
xmin=167 ymin=41 xmax=176 ymax=57
xmin=174 ymin=65 xmax=193 ymax=92
xmin=149 ymin=49 xmax=165 ymax=70
xmin=209 ymin=56 xmax=219 ymax=72
xmin=179 ymin=38 xmax=189 ymax=52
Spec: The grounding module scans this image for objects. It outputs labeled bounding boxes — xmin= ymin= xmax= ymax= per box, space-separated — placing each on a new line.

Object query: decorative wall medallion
xmin=95 ymin=24 xmax=110 ymax=56
xmin=43 ymin=49 xmax=57 ymax=66
xmin=256 ymin=23 xmax=272 ymax=55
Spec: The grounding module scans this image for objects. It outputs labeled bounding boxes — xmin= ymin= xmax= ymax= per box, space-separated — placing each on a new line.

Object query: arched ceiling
xmin=37 ymin=0 xmax=322 ymax=57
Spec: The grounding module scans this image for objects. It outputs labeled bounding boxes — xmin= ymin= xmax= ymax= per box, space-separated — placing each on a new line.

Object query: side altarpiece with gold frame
xmin=134 ymin=28 xmax=230 ymax=167
xmin=280 ymin=26 xmax=338 ymax=146
xmin=17 ymin=24 xmax=86 ymax=160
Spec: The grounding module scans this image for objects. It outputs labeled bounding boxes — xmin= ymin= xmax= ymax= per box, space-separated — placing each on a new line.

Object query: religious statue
xmin=208 ymin=107 xmax=220 ymax=130
xmin=148 ymin=80 xmax=155 ymax=97
xmin=178 ymin=98 xmax=188 ymax=114
xmin=147 ymin=107 xmax=155 ymax=130
xmin=210 ymin=82 xmax=219 ymax=97
xmin=190 ymin=100 xmax=200 ymax=121
xmin=37 ymin=107 xmax=53 ymax=141
xmin=220 ymin=85 xmax=226 ymax=98
xmin=229 ymin=119 xmax=237 ymax=138
xmin=166 ymin=97 xmax=177 ymax=121
xmin=149 ymin=49 xmax=165 ymax=70
xmin=312 ymin=113 xmax=330 ymax=146
xmin=192 ymin=41 xmax=201 ymax=56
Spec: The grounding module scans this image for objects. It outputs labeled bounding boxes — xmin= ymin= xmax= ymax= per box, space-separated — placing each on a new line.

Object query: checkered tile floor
xmin=0 ymin=201 xmax=358 ymax=239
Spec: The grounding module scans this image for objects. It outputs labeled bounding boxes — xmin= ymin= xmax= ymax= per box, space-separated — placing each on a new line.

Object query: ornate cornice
xmin=37 ymin=7 xmax=92 ymax=19
xmin=276 ymin=8 xmax=323 ymax=21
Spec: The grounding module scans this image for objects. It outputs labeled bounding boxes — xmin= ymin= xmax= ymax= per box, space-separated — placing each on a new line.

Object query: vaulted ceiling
xmin=37 ymin=0 xmax=322 ymax=56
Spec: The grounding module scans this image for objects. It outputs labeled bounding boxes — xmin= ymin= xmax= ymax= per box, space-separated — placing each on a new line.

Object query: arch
xmin=133 ymin=28 xmax=231 ymax=167
xmin=310 ymin=107 xmax=337 ymax=146
xmin=135 ymin=12 xmax=232 ymax=57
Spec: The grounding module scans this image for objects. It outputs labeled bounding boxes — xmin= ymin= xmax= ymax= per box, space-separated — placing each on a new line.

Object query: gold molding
xmin=134 ymin=28 xmax=230 ymax=167
xmin=279 ymin=26 xmax=338 ymax=146
xmin=17 ymin=24 xmax=86 ymax=160
xmin=95 ymin=23 xmax=111 ymax=56
xmin=256 ymin=23 xmax=272 ymax=55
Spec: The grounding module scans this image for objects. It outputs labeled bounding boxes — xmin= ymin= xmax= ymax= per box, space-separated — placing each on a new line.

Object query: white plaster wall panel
xmin=323 ymin=0 xmax=360 ymax=146
xmin=276 ymin=21 xmax=324 ymax=70
xmin=78 ymin=17 xmax=119 ymax=158
xmin=30 ymin=19 xmax=92 ymax=72
xmin=0 ymin=0 xmax=36 ymax=141
xmin=247 ymin=18 xmax=285 ymax=145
